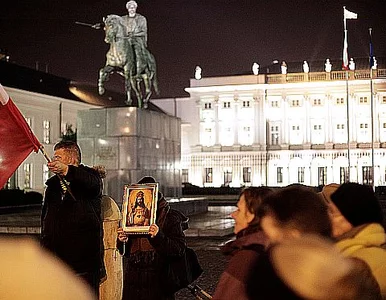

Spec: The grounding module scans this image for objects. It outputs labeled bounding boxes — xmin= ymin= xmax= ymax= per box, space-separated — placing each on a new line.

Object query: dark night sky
xmin=1 ymin=0 xmax=386 ymax=98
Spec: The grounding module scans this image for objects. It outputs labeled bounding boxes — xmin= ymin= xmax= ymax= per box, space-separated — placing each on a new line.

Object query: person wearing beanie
xmin=117 ymin=176 xmax=188 ymax=300
xmin=321 ymin=182 xmax=386 ymax=299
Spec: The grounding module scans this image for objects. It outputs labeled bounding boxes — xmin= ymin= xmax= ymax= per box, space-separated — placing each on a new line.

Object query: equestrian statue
xmin=98 ymin=1 xmax=159 ymax=108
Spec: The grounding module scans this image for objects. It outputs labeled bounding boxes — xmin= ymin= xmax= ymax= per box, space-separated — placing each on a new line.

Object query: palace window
xmin=313 ymin=99 xmax=322 ymax=106
xmin=242 ymin=101 xmax=250 ymax=107
xmin=271 ymin=100 xmax=279 ymax=107
xmin=204 ymin=103 xmax=212 ymax=109
xmin=382 ymin=96 xmax=386 ymax=104
xmin=291 ymin=100 xmax=300 ymax=107
xmin=182 ymin=169 xmax=189 ymax=183
xmin=270 ymin=125 xmax=280 ymax=145
xmin=318 ymin=167 xmax=327 ymax=186
xmin=43 ymin=120 xmax=51 ymax=144
xmin=298 ymin=167 xmax=305 ymax=183
xmin=204 ymin=168 xmax=213 ymax=183
xmin=362 ymin=166 xmax=373 ymax=185
xmin=243 ymin=167 xmax=251 ymax=183
xmin=24 ymin=163 xmax=32 ymax=189
xmin=223 ymin=102 xmax=231 ymax=108
xmin=340 ymin=167 xmax=348 ymax=184
xmin=337 ymin=124 xmax=345 ymax=130
xmin=336 ymin=97 xmax=344 ymax=105
xmin=277 ymin=167 xmax=283 ymax=184
xmin=359 ymin=97 xmax=368 ymax=104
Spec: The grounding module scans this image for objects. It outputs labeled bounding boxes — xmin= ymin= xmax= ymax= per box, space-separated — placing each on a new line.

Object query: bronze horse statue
xmin=98 ymin=14 xmax=159 ymax=108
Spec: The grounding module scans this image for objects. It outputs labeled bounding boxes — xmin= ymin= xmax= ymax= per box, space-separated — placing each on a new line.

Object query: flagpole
xmin=369 ymin=28 xmax=375 ymax=188
xmin=346 ymin=70 xmax=351 ymax=181
xmin=343 ymin=6 xmax=351 ymax=181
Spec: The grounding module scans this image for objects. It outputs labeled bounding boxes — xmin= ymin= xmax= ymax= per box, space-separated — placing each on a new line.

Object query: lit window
xmin=204 ymin=168 xmax=213 ymax=183
xmin=43 ymin=120 xmax=51 ymax=144
xmin=298 ymin=167 xmax=305 ymax=183
xmin=204 ymin=103 xmax=212 ymax=109
xmin=271 ymin=125 xmax=280 ymax=145
xmin=243 ymin=167 xmax=251 ymax=183
xmin=318 ymin=167 xmax=327 ymax=186
xmin=182 ymin=169 xmax=189 ymax=183
xmin=24 ymin=163 xmax=32 ymax=189
xmin=242 ymin=101 xmax=250 ymax=107
xmin=277 ymin=167 xmax=283 ymax=183
xmin=313 ymin=99 xmax=322 ymax=106
xmin=359 ymin=97 xmax=368 ymax=104
xmin=336 ymin=98 xmax=344 ymax=105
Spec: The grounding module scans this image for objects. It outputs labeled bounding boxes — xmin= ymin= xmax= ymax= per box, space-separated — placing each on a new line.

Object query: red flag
xmin=0 ymin=84 xmax=41 ymax=188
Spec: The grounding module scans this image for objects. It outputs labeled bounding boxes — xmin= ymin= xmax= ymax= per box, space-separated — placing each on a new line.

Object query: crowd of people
xmin=2 ymin=137 xmax=386 ymax=300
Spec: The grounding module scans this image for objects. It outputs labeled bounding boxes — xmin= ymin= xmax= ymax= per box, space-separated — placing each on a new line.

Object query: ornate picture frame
xmin=122 ymin=183 xmax=158 ymax=234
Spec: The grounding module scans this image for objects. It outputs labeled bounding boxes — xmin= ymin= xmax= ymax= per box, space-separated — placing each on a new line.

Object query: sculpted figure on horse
xmin=98 ymin=1 xmax=159 ymax=108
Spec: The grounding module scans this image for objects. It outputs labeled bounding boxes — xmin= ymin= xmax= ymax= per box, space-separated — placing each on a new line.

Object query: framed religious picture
xmin=122 ymin=183 xmax=158 ymax=234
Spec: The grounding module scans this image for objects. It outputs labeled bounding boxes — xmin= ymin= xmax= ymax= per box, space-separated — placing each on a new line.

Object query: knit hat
xmin=330 ymin=182 xmax=383 ymax=226
xmin=137 ymin=176 xmax=156 ymax=184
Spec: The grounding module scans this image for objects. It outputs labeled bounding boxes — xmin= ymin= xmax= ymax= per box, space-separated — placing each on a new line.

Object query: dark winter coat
xmin=118 ymin=198 xmax=187 ymax=300
xmin=213 ymin=230 xmax=268 ymax=300
xmin=41 ymin=164 xmax=103 ymax=275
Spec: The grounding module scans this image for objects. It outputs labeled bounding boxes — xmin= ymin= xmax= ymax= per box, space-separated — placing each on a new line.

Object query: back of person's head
xmin=270 ymin=234 xmax=381 ymax=300
xmin=241 ymin=186 xmax=274 ymax=233
xmin=259 ymin=185 xmax=332 ymax=238
xmin=0 ymin=237 xmax=95 ymax=300
xmin=54 ymin=140 xmax=81 ymax=164
xmin=330 ymin=182 xmax=383 ymax=226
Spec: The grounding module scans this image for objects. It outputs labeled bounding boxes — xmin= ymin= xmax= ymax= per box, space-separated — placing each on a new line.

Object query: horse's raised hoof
xmin=98 ymin=86 xmax=105 ymax=95
xmin=143 ymin=102 xmax=148 ymax=109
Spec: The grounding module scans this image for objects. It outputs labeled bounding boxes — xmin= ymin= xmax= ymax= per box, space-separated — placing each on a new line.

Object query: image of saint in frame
xmin=122 ymin=183 xmax=158 ymax=233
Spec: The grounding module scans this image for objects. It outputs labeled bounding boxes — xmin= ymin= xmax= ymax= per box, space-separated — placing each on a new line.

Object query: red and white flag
xmin=0 ymin=84 xmax=41 ymax=188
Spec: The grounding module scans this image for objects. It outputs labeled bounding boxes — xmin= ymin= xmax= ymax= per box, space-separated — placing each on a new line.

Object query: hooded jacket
xmin=119 ymin=197 xmax=187 ymax=300
xmin=335 ymin=223 xmax=386 ymax=299
xmin=41 ymin=164 xmax=103 ymax=274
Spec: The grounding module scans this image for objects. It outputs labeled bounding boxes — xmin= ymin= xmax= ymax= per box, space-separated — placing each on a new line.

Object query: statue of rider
xmin=122 ymin=1 xmax=147 ymax=75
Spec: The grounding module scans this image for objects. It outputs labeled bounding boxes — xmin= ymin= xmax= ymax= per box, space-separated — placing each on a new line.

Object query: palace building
xmin=153 ymin=58 xmax=386 ymax=188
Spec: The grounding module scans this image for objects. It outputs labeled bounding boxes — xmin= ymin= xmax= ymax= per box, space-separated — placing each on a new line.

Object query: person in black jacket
xmin=41 ymin=141 xmax=104 ymax=297
xmin=117 ymin=176 xmax=187 ymax=300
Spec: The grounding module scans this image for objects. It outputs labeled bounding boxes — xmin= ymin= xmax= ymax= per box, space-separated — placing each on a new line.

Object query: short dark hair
xmin=241 ymin=186 xmax=274 ymax=234
xmin=54 ymin=141 xmax=81 ymax=164
xmin=258 ymin=185 xmax=332 ymax=237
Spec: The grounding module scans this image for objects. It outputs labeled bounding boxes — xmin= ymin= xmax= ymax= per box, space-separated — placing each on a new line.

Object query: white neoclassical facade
xmin=153 ymin=67 xmax=386 ymax=188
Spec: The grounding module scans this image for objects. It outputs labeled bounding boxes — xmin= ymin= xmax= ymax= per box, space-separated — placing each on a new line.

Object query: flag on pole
xmin=342 ymin=7 xmax=358 ymax=70
xmin=344 ymin=7 xmax=358 ymax=20
xmin=369 ymin=28 xmax=375 ymax=68
xmin=0 ymin=84 xmax=41 ymax=188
